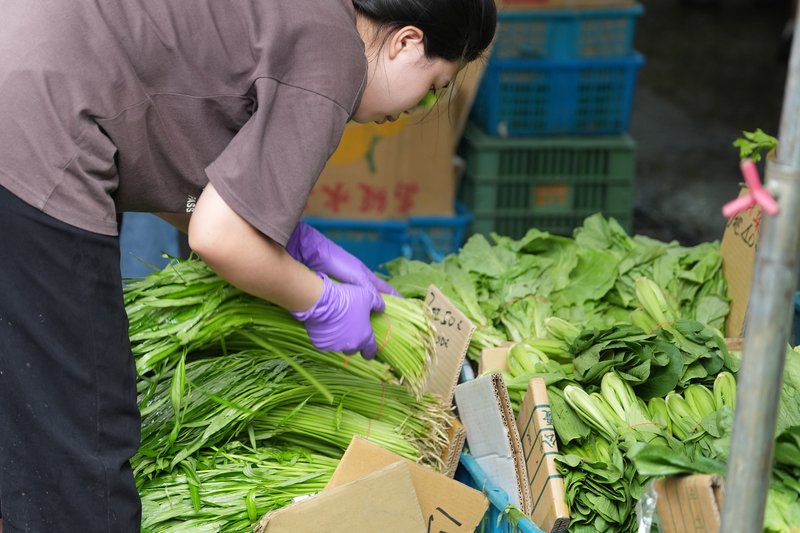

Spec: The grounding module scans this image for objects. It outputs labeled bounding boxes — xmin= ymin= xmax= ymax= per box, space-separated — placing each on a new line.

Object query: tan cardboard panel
xmin=256 ymin=460 xmax=426 ymax=533
xmin=516 ymin=378 xmax=570 ymax=533
xmin=654 ymin=475 xmax=724 ymax=533
xmin=442 ymin=417 xmax=467 ymax=479
xmin=720 ymin=186 xmax=760 ymax=338
xmin=478 ymin=346 xmax=511 ymax=375
xmin=325 ymin=436 xmax=489 ymax=533
xmin=424 ymin=285 xmax=476 ymax=406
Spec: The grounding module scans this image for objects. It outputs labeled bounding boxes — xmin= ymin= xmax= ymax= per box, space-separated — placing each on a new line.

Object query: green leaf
xmin=550 ymin=250 xmax=619 ymax=309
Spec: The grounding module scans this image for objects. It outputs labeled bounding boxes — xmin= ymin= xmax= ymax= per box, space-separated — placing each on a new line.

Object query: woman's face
xmin=352 ymin=26 xmax=459 ymax=124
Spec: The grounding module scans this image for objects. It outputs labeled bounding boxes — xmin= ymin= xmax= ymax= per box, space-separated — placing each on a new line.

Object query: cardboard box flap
xmin=478 ymin=345 xmax=511 ymax=376
xmin=720 ymin=185 xmax=760 ymax=338
xmin=653 ymin=474 xmax=724 ymax=533
xmin=424 ymin=285 xmax=477 ymax=406
xmin=325 ymin=436 xmax=489 ymax=533
xmin=454 ymin=373 xmax=533 ymax=514
xmin=442 ymin=416 xmax=468 ymax=479
xmin=516 ymin=378 xmax=570 ymax=533
xmin=256 ymin=460 xmax=426 ymax=533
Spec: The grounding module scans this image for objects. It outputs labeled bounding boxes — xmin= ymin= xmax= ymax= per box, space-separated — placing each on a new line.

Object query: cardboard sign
xmin=255 ymin=460 xmax=427 ymax=533
xmin=516 ymin=379 xmax=570 ymax=532
xmin=325 ymin=437 xmax=489 ymax=533
xmin=423 ymin=284 xmax=477 ymax=407
xmin=454 ymin=373 xmax=533 ymax=514
xmin=653 ymin=475 xmax=724 ymax=533
xmin=719 ymin=186 xmax=762 ymax=338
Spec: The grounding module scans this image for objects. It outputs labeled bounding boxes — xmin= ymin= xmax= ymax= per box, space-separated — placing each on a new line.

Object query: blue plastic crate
xmin=408 ymin=201 xmax=473 ymax=263
xmin=794 ymin=292 xmax=800 ymax=346
xmin=471 ymin=53 xmax=644 ymax=137
xmin=492 ymin=5 xmax=644 ymax=61
xmin=303 ymin=203 xmax=473 ymax=273
xmin=301 ymin=216 xmax=410 ymax=274
xmin=456 ymin=450 xmax=547 ymax=533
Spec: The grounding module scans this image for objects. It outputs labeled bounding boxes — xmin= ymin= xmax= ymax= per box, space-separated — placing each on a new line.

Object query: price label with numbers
xmin=423 ymin=285 xmax=476 ymax=406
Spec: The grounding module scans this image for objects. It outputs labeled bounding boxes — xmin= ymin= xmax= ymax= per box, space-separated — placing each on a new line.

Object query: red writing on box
xmin=307 ymin=181 xmax=420 ymax=215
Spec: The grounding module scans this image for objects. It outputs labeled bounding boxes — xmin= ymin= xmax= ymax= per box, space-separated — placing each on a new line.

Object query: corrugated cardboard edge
xmin=516 ymin=378 xmax=570 ymax=533
xmin=424 ymin=285 xmax=476 ymax=407
xmin=491 ymin=373 xmax=534 ymax=515
xmin=653 ymin=474 xmax=724 ymax=533
xmin=254 ymin=461 xmax=426 ymax=533
xmin=443 ymin=417 xmax=467 ymax=478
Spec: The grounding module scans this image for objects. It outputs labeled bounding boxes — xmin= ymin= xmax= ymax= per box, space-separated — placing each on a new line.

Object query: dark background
xmin=630 ymin=0 xmax=792 ymax=245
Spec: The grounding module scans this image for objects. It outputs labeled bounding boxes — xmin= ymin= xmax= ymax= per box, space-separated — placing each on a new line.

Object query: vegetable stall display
xmin=381 ymin=214 xmax=798 ymax=532
xmin=126 ymin=210 xmax=800 ymax=532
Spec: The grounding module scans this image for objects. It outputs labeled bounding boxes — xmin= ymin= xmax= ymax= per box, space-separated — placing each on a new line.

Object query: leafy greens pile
xmin=383 ymin=214 xmax=730 ymax=362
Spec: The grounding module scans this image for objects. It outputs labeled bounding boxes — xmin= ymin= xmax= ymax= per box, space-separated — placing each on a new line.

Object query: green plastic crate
xmin=457 ymin=120 xmax=636 ymax=238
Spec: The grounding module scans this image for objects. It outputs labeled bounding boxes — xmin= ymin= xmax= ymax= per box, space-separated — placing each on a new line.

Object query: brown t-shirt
xmin=0 ymin=0 xmax=366 ymax=244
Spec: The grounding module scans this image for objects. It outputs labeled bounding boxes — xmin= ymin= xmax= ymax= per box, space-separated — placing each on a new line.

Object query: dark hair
xmin=352 ymin=0 xmax=497 ymax=64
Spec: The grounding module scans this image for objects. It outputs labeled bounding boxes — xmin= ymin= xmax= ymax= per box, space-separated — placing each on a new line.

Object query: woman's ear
xmin=386 ymin=25 xmax=426 ymax=61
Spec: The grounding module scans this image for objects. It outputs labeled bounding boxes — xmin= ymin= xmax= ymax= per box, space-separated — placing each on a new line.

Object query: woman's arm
xmin=187 ymin=183 xmax=323 ymax=313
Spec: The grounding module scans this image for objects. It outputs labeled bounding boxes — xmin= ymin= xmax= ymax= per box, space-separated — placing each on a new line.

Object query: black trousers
xmin=0 ymin=185 xmax=141 ymax=532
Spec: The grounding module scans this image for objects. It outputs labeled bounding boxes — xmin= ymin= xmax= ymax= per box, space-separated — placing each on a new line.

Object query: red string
xmin=649 ymin=321 xmax=676 ymax=335
xmin=625 ymin=421 xmax=674 ymax=437
xmin=366 ymin=418 xmax=371 ymax=439
xmin=377 ymin=317 xmax=391 ymax=352
xmin=344 ymin=356 xmax=349 ymax=368
xmin=376 ymin=382 xmax=386 ymax=420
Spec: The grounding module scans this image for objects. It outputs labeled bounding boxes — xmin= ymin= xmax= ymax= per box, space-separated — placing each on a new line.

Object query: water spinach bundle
xmin=125 ymin=258 xmax=437 ymax=395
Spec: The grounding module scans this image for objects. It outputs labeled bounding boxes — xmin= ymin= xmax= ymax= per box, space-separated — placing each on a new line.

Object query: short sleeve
xmin=205 ymin=77 xmax=350 ymax=246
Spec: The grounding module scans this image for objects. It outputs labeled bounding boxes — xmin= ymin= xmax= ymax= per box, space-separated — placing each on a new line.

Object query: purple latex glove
xmin=286 ymin=221 xmax=401 ymax=298
xmin=291 ymin=273 xmax=385 ymax=359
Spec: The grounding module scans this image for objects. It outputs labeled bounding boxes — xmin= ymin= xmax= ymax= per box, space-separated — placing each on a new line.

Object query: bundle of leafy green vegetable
xmin=134 ymin=350 xmax=451 ymax=485
xmin=126 ymin=258 xmax=455 ymax=532
xmin=383 ymin=214 xmax=730 ymax=362
xmin=139 ymin=444 xmax=339 ymax=533
xmin=126 ymin=258 xmax=437 ymax=395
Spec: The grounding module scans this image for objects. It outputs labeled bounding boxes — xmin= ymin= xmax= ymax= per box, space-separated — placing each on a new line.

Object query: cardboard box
xmin=652 ymin=475 xmax=724 ymax=533
xmin=304 ymin=62 xmax=485 ymax=219
xmin=516 ymin=378 xmax=570 ymax=532
xmin=325 ymin=436 xmax=490 ymax=532
xmin=254 ymin=460 xmax=427 ymax=533
xmin=719 ymin=185 xmax=761 ymax=338
xmin=454 ymin=373 xmax=533 ymax=514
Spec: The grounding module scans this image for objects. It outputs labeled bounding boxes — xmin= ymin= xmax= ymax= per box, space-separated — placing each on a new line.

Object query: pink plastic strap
xmin=722 ymin=159 xmax=780 ymax=218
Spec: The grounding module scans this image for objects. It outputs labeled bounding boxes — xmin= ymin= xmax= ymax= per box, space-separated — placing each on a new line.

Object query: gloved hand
xmin=286 ymin=221 xmax=401 ymax=298
xmin=291 ymin=273 xmax=385 ymax=359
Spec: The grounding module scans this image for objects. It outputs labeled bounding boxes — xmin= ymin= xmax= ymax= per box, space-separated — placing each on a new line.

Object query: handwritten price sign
xmin=423 ymin=285 xmax=476 ymax=406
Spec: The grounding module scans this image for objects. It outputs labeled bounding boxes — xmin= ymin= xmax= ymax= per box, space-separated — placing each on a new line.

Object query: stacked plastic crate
xmin=458 ymin=0 xmax=644 ymax=239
